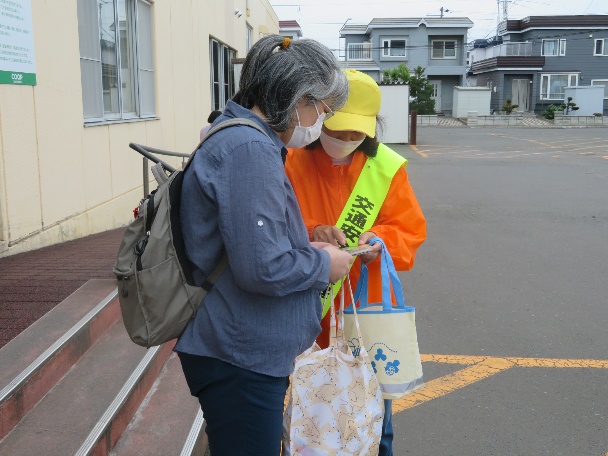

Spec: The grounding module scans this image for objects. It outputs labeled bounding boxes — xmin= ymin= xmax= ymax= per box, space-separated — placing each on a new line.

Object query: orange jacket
xmin=285 ymin=144 xmax=427 ymax=348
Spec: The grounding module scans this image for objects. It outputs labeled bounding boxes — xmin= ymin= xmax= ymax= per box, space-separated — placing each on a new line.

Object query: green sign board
xmin=0 ymin=70 xmax=35 ymax=85
xmin=0 ymin=0 xmax=36 ymax=86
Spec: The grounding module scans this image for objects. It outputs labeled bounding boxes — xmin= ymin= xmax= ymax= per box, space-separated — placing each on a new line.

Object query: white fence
xmin=471 ymin=42 xmax=532 ymax=62
xmin=378 ymin=85 xmax=409 ymax=143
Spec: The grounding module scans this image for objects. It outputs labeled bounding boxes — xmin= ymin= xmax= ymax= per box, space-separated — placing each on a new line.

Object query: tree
xmin=501 ymin=99 xmax=519 ymax=115
xmin=409 ymin=66 xmax=436 ymax=115
xmin=382 ymin=63 xmax=410 ymax=84
xmin=383 ymin=65 xmax=436 ymax=115
xmin=560 ymin=97 xmax=580 ymax=115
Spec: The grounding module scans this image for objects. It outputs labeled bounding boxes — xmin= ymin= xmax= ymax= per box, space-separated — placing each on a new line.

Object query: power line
xmin=326 ymin=30 xmax=607 ymax=53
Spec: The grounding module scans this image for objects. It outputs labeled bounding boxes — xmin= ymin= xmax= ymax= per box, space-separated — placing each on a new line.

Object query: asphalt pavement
xmin=392 ymin=127 xmax=608 ymax=455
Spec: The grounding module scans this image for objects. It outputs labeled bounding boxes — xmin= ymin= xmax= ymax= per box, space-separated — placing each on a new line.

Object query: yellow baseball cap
xmin=324 ymin=69 xmax=381 ymax=138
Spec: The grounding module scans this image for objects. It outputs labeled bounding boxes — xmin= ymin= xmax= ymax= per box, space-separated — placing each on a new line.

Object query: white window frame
xmin=591 ymin=79 xmax=608 ymax=99
xmin=210 ymin=38 xmax=236 ymax=111
xmin=541 ymin=39 xmax=566 ymax=57
xmin=246 ymin=24 xmax=253 ymax=52
xmin=431 ymin=40 xmax=457 ymax=60
xmin=77 ymin=0 xmax=155 ymax=123
xmin=594 ymin=39 xmax=608 ymax=56
xmin=539 ymin=73 xmax=578 ymax=100
xmin=381 ymin=38 xmax=407 ymax=58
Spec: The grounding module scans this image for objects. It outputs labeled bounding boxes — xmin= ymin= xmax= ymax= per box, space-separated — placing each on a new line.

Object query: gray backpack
xmin=113 ymin=118 xmax=269 ymax=347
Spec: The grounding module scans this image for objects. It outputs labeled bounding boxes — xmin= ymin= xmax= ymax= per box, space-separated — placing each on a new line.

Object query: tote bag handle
xmin=350 ymin=237 xmax=406 ymax=312
xmin=326 ymin=277 xmax=365 ymax=352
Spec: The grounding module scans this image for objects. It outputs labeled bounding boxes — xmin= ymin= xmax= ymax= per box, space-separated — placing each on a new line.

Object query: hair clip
xmin=279 ymin=37 xmax=291 ymax=50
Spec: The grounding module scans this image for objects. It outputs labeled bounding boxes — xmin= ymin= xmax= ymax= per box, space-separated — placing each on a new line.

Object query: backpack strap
xmin=201 ymin=255 xmax=229 ymax=292
xmin=182 ymin=117 xmax=272 ymax=172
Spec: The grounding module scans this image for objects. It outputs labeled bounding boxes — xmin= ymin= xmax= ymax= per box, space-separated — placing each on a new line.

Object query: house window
xmin=382 ymin=39 xmax=406 ymax=57
xmin=540 ymin=73 xmax=578 ymax=100
xmin=77 ymin=0 xmax=155 ymax=122
xmin=541 ymin=39 xmax=566 ymax=56
xmin=246 ymin=24 xmax=253 ymax=52
xmin=210 ymin=39 xmax=236 ymax=110
xmin=594 ymin=39 xmax=608 ymax=56
xmin=432 ymin=40 xmax=457 ymax=59
xmin=591 ymin=79 xmax=608 ymax=99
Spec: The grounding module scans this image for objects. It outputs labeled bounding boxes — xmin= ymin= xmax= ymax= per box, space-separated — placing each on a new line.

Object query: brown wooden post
xmin=410 ymin=109 xmax=417 ymax=145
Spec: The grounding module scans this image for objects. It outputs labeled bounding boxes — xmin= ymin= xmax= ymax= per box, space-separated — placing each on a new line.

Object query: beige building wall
xmin=0 ymin=0 xmax=279 ymax=257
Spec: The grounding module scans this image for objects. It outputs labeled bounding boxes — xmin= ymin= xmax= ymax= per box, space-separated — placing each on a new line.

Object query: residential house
xmin=340 ymin=17 xmax=474 ymax=114
xmin=279 ymin=20 xmax=303 ymax=41
xmin=0 ymin=0 xmax=279 ymax=257
xmin=469 ymin=15 xmax=608 ymax=114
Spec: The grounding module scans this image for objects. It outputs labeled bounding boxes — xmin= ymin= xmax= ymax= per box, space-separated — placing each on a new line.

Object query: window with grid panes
xmin=77 ymin=0 xmax=155 ymax=122
xmin=210 ymin=39 xmax=236 ymax=110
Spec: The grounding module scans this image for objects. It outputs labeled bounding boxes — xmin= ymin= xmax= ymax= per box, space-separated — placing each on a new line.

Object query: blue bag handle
xmin=348 ymin=237 xmax=407 ymax=312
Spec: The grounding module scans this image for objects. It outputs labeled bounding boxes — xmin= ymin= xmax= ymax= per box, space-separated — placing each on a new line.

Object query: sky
xmin=269 ymin=0 xmax=608 ymax=56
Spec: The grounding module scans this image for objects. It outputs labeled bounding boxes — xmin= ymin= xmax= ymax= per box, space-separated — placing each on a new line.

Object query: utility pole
xmin=428 ymin=7 xmax=450 ymax=18
xmin=339 ymin=18 xmax=352 ymax=61
xmin=497 ymin=0 xmax=509 ymax=33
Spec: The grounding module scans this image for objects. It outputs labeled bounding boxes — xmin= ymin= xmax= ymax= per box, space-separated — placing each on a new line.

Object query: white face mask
xmin=319 ymin=130 xmax=364 ymax=159
xmin=285 ymin=105 xmax=326 ymax=149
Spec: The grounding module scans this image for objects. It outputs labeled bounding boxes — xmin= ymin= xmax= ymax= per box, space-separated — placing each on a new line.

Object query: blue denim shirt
xmin=175 ymin=101 xmax=330 ymax=377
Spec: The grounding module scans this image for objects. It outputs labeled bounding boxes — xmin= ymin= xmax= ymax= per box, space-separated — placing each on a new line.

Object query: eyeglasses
xmin=320 ymin=100 xmax=335 ymax=120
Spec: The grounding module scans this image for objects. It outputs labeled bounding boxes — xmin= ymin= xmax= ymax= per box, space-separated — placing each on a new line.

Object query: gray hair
xmin=232 ymin=35 xmax=348 ymax=132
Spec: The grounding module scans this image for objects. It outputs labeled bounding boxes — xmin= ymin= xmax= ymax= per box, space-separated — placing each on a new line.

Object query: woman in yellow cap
xmin=285 ymin=69 xmax=427 ymax=456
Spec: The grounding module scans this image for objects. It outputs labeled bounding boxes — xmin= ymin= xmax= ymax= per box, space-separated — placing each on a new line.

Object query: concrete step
xmin=0 ymin=318 xmax=173 ymax=455
xmin=0 ymin=279 xmax=120 ymax=440
xmin=111 ymin=353 xmax=207 ymax=456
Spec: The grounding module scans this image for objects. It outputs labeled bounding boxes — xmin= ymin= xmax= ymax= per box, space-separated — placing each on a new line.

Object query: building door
xmin=429 ymin=80 xmax=442 ymax=112
xmin=512 ymin=79 xmax=530 ymax=111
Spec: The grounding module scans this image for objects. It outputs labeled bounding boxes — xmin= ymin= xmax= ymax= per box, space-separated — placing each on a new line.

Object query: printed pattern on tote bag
xmin=283 ymin=282 xmax=383 ymax=455
xmin=346 ymin=339 xmax=402 ymax=378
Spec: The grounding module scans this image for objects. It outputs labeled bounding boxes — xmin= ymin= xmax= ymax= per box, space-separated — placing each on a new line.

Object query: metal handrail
xmin=129 ymin=143 xmax=191 ymax=197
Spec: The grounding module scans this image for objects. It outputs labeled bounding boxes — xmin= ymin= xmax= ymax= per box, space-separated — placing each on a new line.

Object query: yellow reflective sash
xmin=322 ymin=144 xmax=407 ymax=317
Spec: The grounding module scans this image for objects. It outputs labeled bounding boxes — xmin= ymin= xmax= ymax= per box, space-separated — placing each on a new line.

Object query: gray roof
xmin=339 ymin=61 xmax=381 ymax=71
xmin=342 ymin=17 xmax=474 ymax=35
xmin=341 ymin=23 xmax=368 ymax=34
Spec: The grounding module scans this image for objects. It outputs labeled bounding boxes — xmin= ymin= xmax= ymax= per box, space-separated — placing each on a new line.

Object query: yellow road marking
xmin=409 ymin=145 xmax=428 ymax=158
xmin=426 ymin=150 xmax=480 ymax=155
xmin=487 ymin=133 xmax=558 ymax=149
xmin=393 ymin=357 xmax=513 ymax=413
xmin=455 ymin=153 xmax=542 ymax=159
xmin=393 ymin=354 xmax=608 ymax=413
xmin=569 ymin=144 xmax=608 ymax=152
xmin=422 ymin=353 xmax=608 ymax=369
xmin=505 ymin=357 xmax=608 ymax=368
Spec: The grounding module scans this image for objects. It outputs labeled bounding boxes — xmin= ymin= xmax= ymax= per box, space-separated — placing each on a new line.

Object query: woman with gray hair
xmin=176 ymin=35 xmax=352 ymax=455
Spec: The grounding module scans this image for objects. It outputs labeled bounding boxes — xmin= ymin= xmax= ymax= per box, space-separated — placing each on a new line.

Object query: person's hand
xmin=310 ymin=241 xmax=332 ymax=249
xmin=312 ymin=225 xmax=346 ymax=247
xmin=322 ymin=245 xmax=354 ymax=283
xmin=357 ymin=231 xmax=382 ymax=265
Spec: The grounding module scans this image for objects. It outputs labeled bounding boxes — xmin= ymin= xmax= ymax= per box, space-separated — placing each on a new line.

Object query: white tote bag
xmin=343 ymin=237 xmax=424 ymax=400
xmin=283 ymin=282 xmax=383 ymax=456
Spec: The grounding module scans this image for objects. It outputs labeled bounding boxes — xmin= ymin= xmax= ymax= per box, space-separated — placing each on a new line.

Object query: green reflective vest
xmin=322 ymin=144 xmax=407 ymax=317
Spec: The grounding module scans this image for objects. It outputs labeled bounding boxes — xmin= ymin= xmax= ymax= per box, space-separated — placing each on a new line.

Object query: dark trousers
xmin=178 ymin=353 xmax=289 ymax=456
xmin=379 ymin=399 xmax=394 ymax=456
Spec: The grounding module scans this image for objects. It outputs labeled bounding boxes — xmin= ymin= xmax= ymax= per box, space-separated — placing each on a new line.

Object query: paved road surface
xmin=391 ymin=127 xmax=608 ymax=455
